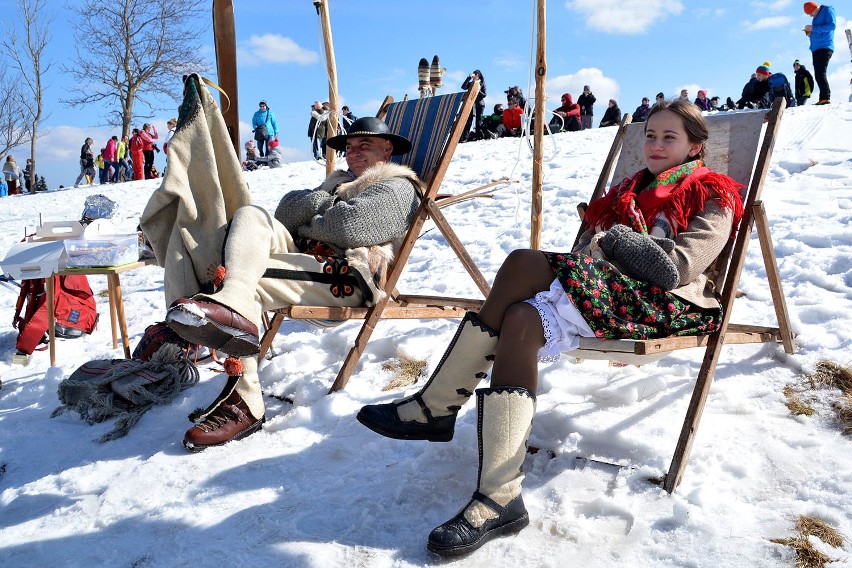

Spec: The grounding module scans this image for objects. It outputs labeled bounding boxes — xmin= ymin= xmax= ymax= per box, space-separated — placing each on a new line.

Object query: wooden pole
xmin=212 ymin=0 xmax=240 ymax=158
xmin=530 ymin=0 xmax=546 ymax=249
xmin=316 ymin=0 xmax=339 ymax=176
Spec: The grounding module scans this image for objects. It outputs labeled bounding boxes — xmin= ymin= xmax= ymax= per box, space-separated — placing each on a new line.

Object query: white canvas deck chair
xmin=258 ymin=83 xmax=492 ymax=392
xmin=570 ymin=98 xmax=795 ymax=492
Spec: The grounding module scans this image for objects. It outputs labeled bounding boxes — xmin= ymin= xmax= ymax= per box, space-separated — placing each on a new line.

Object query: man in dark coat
xmin=736 ymin=66 xmax=771 ymax=109
xmin=793 ymin=60 xmax=815 ymax=106
xmin=577 ymin=85 xmax=596 ymax=130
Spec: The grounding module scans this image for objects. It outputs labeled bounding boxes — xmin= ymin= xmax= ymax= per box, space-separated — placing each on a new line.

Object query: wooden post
xmin=316 ymin=0 xmax=339 ymax=176
xmin=212 ymin=0 xmax=240 ymax=158
xmin=530 ymin=0 xmax=546 ymax=249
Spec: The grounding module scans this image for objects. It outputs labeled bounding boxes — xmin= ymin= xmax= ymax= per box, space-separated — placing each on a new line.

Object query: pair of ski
xmin=418 ymin=55 xmax=445 ymax=98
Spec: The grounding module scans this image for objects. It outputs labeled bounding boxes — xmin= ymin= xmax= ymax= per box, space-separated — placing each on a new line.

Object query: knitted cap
xmin=259 ymin=100 xmax=267 ymax=106
xmin=793 ymin=59 xmax=801 ymax=66
xmin=656 ymin=92 xmax=665 ymax=99
xmin=698 ymin=89 xmax=707 ymax=97
xmin=755 ymin=65 xmax=771 ymax=77
xmin=803 ymin=2 xmax=818 ymax=14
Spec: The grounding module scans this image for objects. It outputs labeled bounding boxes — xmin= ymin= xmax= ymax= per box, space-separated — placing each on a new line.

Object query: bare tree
xmin=0 ymin=0 xmax=50 ymax=190
xmin=0 ymin=68 xmax=29 ymax=158
xmin=62 ymin=0 xmax=210 ymax=138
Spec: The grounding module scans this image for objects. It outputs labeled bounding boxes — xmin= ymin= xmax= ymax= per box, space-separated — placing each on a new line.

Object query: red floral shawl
xmin=583 ymin=160 xmax=744 ymax=237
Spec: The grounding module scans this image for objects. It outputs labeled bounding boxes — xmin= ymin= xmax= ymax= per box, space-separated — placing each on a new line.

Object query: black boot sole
xmin=356 ymin=407 xmax=453 ymax=442
xmin=427 ymin=513 xmax=529 ymax=556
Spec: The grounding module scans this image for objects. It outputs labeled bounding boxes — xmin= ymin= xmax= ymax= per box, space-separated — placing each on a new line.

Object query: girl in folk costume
xmin=358 ymin=98 xmax=744 ymax=557
xmin=130 ymin=128 xmax=145 ymax=181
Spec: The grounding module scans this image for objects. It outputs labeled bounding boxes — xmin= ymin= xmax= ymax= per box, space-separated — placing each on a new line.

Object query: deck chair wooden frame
xmin=570 ymin=98 xmax=794 ymax=492
xmin=258 ymin=84 xmax=490 ymax=393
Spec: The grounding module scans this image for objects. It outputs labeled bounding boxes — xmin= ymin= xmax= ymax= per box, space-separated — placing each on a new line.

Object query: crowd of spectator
xmin=457 ymin=55 xmax=831 ymax=142
xmin=8 ymin=2 xmax=828 ymax=193
xmin=453 ymin=4 xmax=837 ymax=143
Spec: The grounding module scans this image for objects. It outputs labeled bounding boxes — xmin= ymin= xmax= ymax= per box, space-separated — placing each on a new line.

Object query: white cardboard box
xmin=1 ymin=240 xmax=67 ymax=280
xmin=1 ymin=221 xmax=85 ymax=280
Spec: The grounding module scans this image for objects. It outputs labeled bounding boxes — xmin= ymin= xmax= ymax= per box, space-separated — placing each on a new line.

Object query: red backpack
xmin=13 ymin=275 xmax=99 ymax=355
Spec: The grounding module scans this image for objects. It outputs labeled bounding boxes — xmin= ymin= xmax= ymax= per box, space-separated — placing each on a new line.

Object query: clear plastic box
xmin=64 ymin=234 xmax=140 ymax=268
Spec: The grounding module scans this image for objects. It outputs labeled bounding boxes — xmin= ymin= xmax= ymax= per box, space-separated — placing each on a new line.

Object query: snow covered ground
xmin=1 ymin=102 xmax=851 ymax=567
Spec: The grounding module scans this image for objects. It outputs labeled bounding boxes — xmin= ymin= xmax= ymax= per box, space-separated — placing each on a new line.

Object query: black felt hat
xmin=326 ymin=117 xmax=411 ymax=156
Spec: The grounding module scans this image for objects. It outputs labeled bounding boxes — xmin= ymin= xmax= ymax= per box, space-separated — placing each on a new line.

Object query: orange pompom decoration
xmin=212 ymin=265 xmax=227 ymax=288
xmin=223 ymin=356 xmax=243 ymax=377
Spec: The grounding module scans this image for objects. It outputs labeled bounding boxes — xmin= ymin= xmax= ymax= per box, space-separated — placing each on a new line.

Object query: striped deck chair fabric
xmin=383 ymin=92 xmax=467 ymax=182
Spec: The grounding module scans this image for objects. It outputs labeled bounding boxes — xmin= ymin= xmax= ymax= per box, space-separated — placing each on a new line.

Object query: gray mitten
xmin=600 ymin=224 xmax=680 ymax=290
xmin=650 ymin=235 xmax=675 ymax=253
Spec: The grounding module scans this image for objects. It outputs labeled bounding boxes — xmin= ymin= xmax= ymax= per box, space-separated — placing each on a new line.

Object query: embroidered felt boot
xmin=427 ymin=386 xmax=535 ymax=556
xmin=183 ymin=356 xmax=265 ymax=451
xmin=166 ymin=206 xmax=276 ymax=356
xmin=357 ymin=312 xmax=498 ymax=442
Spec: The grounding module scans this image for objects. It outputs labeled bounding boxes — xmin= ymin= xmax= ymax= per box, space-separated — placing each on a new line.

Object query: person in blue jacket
xmin=252 ymin=100 xmax=279 ymax=157
xmin=802 ymin=2 xmax=836 ymax=105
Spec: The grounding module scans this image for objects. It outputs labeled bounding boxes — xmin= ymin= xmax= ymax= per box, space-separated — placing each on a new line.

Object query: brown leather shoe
xmin=183 ymin=388 xmax=265 ymax=452
xmin=166 ymin=297 xmax=260 ymax=357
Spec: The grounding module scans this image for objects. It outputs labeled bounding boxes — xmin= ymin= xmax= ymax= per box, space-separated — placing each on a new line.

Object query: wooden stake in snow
xmin=530 ymin=0 xmax=546 ymax=249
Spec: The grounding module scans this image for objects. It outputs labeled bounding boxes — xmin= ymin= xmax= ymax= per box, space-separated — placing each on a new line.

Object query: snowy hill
xmin=1 ymin=103 xmax=851 ymax=567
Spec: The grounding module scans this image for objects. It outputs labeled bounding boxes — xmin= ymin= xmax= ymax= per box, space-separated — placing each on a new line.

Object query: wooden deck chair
xmin=258 ymin=84 xmax=490 ymax=392
xmin=568 ymin=98 xmax=795 ymax=492
xmin=378 ymin=95 xmax=515 ymax=206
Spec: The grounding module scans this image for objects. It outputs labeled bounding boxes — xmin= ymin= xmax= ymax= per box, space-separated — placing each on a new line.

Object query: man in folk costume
xmin=141 ymin=75 xmax=421 ymax=451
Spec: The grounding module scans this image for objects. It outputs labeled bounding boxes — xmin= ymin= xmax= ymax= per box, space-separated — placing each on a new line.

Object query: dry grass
xmin=769 ymin=537 xmax=832 ymax=568
xmin=832 ymin=393 xmax=852 ymax=436
xmin=769 ymin=515 xmax=845 ymax=568
xmin=796 ymin=516 xmax=844 ymax=548
xmin=783 ymin=386 xmax=816 ymax=416
xmin=806 ymin=360 xmax=852 ymax=394
xmin=790 ymin=360 xmax=852 ymax=434
xmin=381 ymin=354 xmax=428 ymax=391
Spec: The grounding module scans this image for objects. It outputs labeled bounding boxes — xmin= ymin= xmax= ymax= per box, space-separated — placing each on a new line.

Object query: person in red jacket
xmin=139 ymin=123 xmax=159 ymax=179
xmin=496 ymin=97 xmax=524 ymax=137
xmin=552 ymin=92 xmax=581 ymax=131
xmin=130 ymin=128 xmax=145 ymax=181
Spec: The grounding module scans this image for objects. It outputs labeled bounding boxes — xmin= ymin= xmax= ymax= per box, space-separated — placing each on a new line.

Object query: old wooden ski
xmin=212 ymin=0 xmax=240 ymax=157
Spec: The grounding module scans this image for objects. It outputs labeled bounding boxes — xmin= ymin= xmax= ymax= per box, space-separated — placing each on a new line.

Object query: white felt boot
xmin=357 ymin=312 xmax=498 ymax=441
xmin=427 ymin=386 xmax=535 ymax=556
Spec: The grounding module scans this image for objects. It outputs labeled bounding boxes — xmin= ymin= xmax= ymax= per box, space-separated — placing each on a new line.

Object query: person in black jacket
xmin=792 ymin=60 xmax=815 ymax=106
xmin=631 ymin=97 xmax=651 ymax=122
xmin=480 ymin=104 xmax=504 ymax=139
xmin=461 ymin=70 xmax=487 ymax=141
xmin=736 ymin=66 xmax=771 ymax=109
xmin=599 ymin=99 xmax=621 ymax=127
xmin=74 ymin=138 xmax=96 ymax=187
xmin=341 ymin=106 xmax=358 ymax=132
xmin=577 ymin=85 xmax=596 ymax=130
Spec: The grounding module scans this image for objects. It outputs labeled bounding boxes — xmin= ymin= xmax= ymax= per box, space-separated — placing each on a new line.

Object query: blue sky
xmin=1 ymin=0 xmax=849 ymax=189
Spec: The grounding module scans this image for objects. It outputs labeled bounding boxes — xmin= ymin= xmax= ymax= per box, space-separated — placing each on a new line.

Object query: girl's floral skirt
xmin=526 ymin=252 xmax=722 ymax=361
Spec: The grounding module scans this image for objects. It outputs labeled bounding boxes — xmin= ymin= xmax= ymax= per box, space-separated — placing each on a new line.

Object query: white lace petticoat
xmin=525 ymin=278 xmax=596 ymax=362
